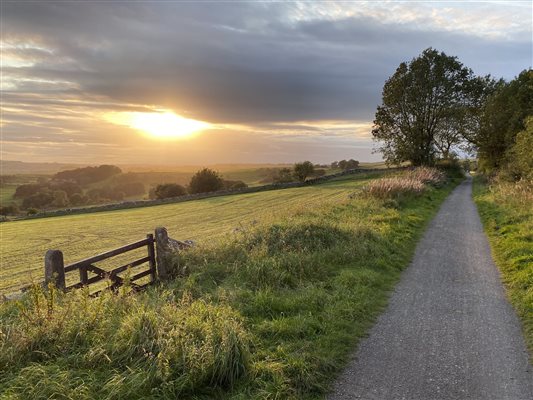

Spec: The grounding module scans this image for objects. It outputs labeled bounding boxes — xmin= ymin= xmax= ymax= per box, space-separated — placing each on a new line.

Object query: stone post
xmin=154 ymin=227 xmax=170 ymax=280
xmin=44 ymin=249 xmax=65 ymax=290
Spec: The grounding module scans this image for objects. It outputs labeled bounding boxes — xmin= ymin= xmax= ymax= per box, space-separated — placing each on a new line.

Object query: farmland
xmin=0 ymin=167 xmax=462 ymax=399
xmin=1 ymin=171 xmax=385 ymax=295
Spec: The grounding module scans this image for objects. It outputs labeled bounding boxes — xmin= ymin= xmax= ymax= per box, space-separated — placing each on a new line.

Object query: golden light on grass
xmin=105 ymin=109 xmax=211 ymax=139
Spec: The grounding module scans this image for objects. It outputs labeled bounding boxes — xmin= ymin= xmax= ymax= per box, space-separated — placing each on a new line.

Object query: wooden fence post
xmin=44 ymin=250 xmax=65 ymax=290
xmin=146 ymin=233 xmax=157 ymax=282
xmin=154 ymin=227 xmax=170 ymax=280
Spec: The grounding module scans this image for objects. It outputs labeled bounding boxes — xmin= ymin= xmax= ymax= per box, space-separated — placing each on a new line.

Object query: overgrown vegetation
xmin=473 ymin=177 xmax=533 ymax=355
xmin=0 ymin=169 xmax=462 ymax=399
xmin=362 ymin=167 xmax=446 ymax=200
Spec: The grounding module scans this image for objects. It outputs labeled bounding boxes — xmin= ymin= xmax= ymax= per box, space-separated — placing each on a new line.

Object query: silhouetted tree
xmin=293 ymin=161 xmax=314 ymax=182
xmin=188 ymin=168 xmax=224 ymax=193
xmin=373 ymin=48 xmax=480 ymax=166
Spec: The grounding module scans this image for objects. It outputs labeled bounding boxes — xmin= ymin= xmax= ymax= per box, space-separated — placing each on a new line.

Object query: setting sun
xmin=105 ymin=110 xmax=211 ymax=139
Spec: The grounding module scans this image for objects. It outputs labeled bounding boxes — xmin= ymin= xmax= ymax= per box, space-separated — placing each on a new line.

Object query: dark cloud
xmin=3 ymin=1 xmax=530 ymax=125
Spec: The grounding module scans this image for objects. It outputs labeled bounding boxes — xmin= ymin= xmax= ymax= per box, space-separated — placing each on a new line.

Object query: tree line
xmin=373 ymin=48 xmax=532 ymax=179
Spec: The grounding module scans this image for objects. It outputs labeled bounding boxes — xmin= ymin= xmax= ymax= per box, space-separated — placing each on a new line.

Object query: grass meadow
xmin=1 ymin=171 xmax=385 ymax=295
xmin=473 ymin=177 xmax=533 ymax=356
xmin=0 ymin=168 xmax=462 ymax=399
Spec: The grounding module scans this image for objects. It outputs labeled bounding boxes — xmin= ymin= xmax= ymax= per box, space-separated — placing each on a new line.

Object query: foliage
xmin=0 ymin=204 xmax=19 ymax=216
xmin=154 ymin=183 xmax=187 ymax=199
xmin=0 ymin=170 xmax=461 ymax=399
xmin=14 ymin=183 xmax=42 ymax=199
xmin=293 ymin=161 xmax=314 ymax=182
xmin=338 ymin=159 xmax=359 ymax=170
xmin=21 ymin=191 xmax=54 ymax=209
xmin=54 ymin=165 xmax=122 ymax=184
xmin=223 ymin=180 xmax=248 ymax=190
xmin=372 ymin=48 xmax=484 ymax=166
xmin=473 ymin=177 xmax=533 ymax=355
xmin=504 ymin=116 xmax=533 ymax=180
xmin=69 ymin=193 xmax=88 ymax=206
xmin=188 ymin=168 xmax=224 ymax=194
xmin=272 ymin=167 xmax=294 ymax=184
xmin=473 ymin=70 xmax=533 ymax=173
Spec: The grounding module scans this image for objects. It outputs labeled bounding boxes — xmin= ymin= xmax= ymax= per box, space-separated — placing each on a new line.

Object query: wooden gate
xmin=45 ymin=234 xmax=157 ymax=294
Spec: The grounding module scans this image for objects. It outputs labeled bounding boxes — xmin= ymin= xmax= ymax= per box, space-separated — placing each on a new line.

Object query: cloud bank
xmin=1 ymin=1 xmax=531 ymax=164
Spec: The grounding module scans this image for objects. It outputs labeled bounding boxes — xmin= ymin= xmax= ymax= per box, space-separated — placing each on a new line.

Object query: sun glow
xmin=105 ymin=110 xmax=211 ymax=139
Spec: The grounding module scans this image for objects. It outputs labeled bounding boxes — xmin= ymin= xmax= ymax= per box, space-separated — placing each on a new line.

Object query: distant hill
xmin=0 ymin=160 xmax=89 ymax=175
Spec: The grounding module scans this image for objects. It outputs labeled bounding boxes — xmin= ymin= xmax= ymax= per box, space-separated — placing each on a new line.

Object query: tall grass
xmin=473 ymin=176 xmax=533 ymax=356
xmin=361 ymin=166 xmax=447 ymax=199
xmin=0 ymin=170 xmax=462 ymax=399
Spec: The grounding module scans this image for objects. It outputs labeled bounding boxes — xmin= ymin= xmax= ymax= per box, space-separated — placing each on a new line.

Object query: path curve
xmin=329 ymin=177 xmax=533 ymax=400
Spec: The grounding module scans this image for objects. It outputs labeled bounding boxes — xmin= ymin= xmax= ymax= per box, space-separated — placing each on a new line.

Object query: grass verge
xmin=473 ymin=176 xmax=533 ymax=356
xmin=0 ymin=170 xmax=462 ymax=399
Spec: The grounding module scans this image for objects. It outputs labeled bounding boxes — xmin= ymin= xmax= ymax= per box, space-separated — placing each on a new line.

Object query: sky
xmin=1 ymin=0 xmax=531 ymax=165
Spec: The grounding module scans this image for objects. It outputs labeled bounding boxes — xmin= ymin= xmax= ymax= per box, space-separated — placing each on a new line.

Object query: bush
xmin=26 ymin=208 xmax=38 ymax=216
xmin=0 ymin=204 xmax=19 ymax=216
xmin=22 ymin=191 xmax=54 ymax=209
xmin=506 ymin=116 xmax=533 ymax=180
xmin=272 ymin=168 xmax=294 ymax=184
xmin=223 ymin=180 xmax=248 ymax=190
xmin=14 ymin=183 xmax=43 ymax=199
xmin=293 ymin=161 xmax=314 ymax=182
xmin=188 ymin=168 xmax=224 ymax=194
xmin=154 ymin=183 xmax=187 ymax=199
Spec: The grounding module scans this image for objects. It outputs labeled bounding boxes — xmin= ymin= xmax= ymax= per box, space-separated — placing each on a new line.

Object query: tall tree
xmin=471 ymin=69 xmax=533 ymax=173
xmin=372 ymin=48 xmax=478 ymax=166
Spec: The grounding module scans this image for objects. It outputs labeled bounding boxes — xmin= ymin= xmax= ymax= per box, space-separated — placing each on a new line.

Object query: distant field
xmin=0 ymin=171 xmax=387 ymax=295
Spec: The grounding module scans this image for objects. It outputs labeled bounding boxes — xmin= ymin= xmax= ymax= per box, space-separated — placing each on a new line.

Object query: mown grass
xmin=0 ymin=171 xmax=385 ymax=295
xmin=0 ymin=169 xmax=462 ymax=399
xmin=473 ymin=176 xmax=533 ymax=355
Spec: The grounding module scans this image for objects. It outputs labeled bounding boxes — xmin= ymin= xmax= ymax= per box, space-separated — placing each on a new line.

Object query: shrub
xmin=26 ymin=208 xmax=38 ymax=216
xmin=272 ymin=168 xmax=294 ymax=184
xmin=293 ymin=161 xmax=314 ymax=182
xmin=223 ymin=180 xmax=248 ymax=190
xmin=22 ymin=191 xmax=54 ymax=209
xmin=154 ymin=183 xmax=187 ymax=199
xmin=0 ymin=204 xmax=19 ymax=216
xmin=188 ymin=168 xmax=224 ymax=194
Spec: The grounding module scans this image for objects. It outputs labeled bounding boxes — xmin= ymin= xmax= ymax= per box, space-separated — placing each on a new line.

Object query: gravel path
xmin=328 ymin=177 xmax=533 ymax=400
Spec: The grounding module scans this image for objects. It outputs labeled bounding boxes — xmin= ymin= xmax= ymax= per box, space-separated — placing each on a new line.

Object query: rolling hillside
xmin=0 ymin=171 xmax=385 ymax=295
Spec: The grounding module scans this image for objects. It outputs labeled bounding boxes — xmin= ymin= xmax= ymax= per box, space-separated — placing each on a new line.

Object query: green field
xmin=0 ymin=171 xmax=385 ymax=295
xmin=0 ymin=168 xmax=461 ymax=399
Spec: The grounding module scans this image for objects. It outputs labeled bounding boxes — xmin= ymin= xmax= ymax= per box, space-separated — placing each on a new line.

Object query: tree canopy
xmin=372 ymin=48 xmax=485 ymax=166
xmin=293 ymin=161 xmax=314 ymax=182
xmin=188 ymin=168 xmax=224 ymax=194
xmin=472 ymin=69 xmax=533 ymax=173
